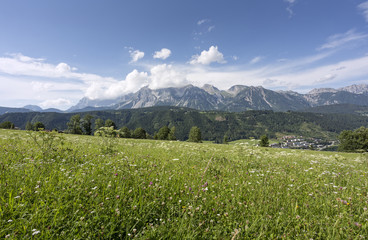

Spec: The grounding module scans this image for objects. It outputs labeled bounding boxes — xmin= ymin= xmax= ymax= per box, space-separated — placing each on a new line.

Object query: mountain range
xmin=1 ymin=84 xmax=368 ymax=115
xmin=69 ymin=84 xmax=368 ymax=112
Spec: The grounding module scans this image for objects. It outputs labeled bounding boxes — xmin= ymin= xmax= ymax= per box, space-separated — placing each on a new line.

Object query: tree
xmin=156 ymin=126 xmax=170 ymax=140
xmin=0 ymin=121 xmax=15 ymax=129
xmin=25 ymin=122 xmax=34 ymax=131
xmin=67 ymin=114 xmax=83 ymax=134
xmin=94 ymin=118 xmax=104 ymax=132
xmin=118 ymin=126 xmax=131 ymax=138
xmin=82 ymin=114 xmax=93 ymax=135
xmin=133 ymin=127 xmax=146 ymax=139
xmin=33 ymin=122 xmax=45 ymax=131
xmin=259 ymin=135 xmax=269 ymax=147
xmin=338 ymin=127 xmax=368 ymax=152
xmin=168 ymin=126 xmax=177 ymax=141
xmin=223 ymin=134 xmax=229 ymax=144
xmin=188 ymin=126 xmax=202 ymax=143
xmin=105 ymin=119 xmax=116 ymax=129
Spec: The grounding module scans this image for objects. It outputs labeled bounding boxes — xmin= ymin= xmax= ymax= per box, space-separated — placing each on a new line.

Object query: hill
xmin=300 ymin=104 xmax=368 ymax=115
xmin=1 ymin=106 xmax=368 ymax=141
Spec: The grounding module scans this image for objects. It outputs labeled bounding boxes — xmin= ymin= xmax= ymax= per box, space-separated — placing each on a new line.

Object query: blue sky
xmin=1 ymin=0 xmax=368 ymax=110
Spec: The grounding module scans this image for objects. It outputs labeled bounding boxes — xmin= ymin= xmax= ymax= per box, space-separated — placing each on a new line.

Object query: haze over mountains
xmin=69 ymin=84 xmax=368 ymax=112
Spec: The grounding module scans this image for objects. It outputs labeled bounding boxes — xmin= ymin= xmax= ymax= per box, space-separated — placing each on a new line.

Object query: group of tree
xmin=0 ymin=121 xmax=15 ymax=129
xmin=338 ymin=126 xmax=368 ymax=152
xmin=154 ymin=126 xmax=177 ymax=140
xmin=25 ymin=121 xmax=45 ymax=131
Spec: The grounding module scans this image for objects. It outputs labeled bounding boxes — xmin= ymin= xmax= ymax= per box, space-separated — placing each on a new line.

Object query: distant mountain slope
xmin=2 ymin=106 xmax=368 ymax=141
xmin=300 ymin=104 xmax=368 ymax=115
xmin=0 ymin=106 xmax=31 ymax=115
xmin=69 ymin=84 xmax=368 ymax=112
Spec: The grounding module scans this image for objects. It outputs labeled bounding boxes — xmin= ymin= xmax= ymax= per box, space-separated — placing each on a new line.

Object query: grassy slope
xmin=0 ymin=129 xmax=368 ymax=239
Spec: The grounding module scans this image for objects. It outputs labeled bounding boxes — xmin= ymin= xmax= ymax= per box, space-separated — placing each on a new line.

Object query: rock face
xmin=68 ymin=84 xmax=368 ymax=112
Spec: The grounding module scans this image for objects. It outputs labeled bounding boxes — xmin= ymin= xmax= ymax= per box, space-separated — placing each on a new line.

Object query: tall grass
xmin=0 ymin=129 xmax=367 ymax=239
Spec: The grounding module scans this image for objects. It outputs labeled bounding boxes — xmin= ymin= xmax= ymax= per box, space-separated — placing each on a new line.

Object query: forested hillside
xmin=1 ymin=106 xmax=368 ymax=141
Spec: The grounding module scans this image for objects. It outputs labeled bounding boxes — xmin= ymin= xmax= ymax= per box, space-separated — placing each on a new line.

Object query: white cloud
xmin=190 ymin=46 xmax=226 ymax=65
xmin=84 ymin=64 xmax=189 ymax=100
xmin=40 ymin=98 xmax=72 ymax=109
xmin=250 ymin=56 xmax=264 ymax=64
xmin=197 ymin=19 xmax=210 ymax=25
xmin=318 ymin=29 xmax=368 ymax=50
xmin=358 ymin=1 xmax=368 ymax=22
xmin=129 ymin=49 xmax=145 ymax=63
xmin=208 ymin=26 xmax=215 ymax=32
xmin=284 ymin=0 xmax=296 ymax=17
xmin=153 ymin=48 xmax=172 ymax=60
xmin=149 ymin=64 xmax=188 ymax=89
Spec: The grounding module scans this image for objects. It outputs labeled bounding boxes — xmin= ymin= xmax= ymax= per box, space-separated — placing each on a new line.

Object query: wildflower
xmin=32 ymin=229 xmax=40 ymax=235
xmin=8 ymin=219 xmax=13 ymax=223
xmin=354 ymin=222 xmax=362 ymax=227
xmin=149 ymin=182 xmax=153 ymax=185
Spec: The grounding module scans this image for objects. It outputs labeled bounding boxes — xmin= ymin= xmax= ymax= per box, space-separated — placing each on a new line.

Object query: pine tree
xmin=188 ymin=126 xmax=202 ymax=143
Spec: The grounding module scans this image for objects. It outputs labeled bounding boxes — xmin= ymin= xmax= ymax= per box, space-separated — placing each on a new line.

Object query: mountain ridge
xmin=69 ymin=83 xmax=368 ymax=112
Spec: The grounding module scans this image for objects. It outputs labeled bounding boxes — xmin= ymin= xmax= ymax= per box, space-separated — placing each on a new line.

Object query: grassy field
xmin=0 ymin=129 xmax=368 ymax=239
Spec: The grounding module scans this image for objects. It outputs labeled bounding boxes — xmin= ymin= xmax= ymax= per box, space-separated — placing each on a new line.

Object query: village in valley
xmin=270 ymin=135 xmax=338 ymax=151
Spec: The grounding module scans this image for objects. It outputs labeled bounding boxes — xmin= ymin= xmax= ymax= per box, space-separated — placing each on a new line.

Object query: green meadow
xmin=1 ymin=129 xmax=367 ymax=239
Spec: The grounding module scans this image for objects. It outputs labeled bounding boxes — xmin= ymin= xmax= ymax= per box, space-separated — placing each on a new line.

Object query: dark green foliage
xmin=156 ymin=126 xmax=170 ymax=140
xmin=259 ymin=135 xmax=269 ymax=147
xmin=81 ymin=114 xmax=93 ymax=135
xmin=94 ymin=118 xmax=104 ymax=131
xmin=67 ymin=114 xmax=83 ymax=134
xmin=133 ymin=127 xmax=146 ymax=139
xmin=168 ymin=126 xmax=177 ymax=140
xmin=105 ymin=119 xmax=116 ymax=129
xmin=188 ymin=126 xmax=202 ymax=143
xmin=338 ymin=127 xmax=368 ymax=152
xmin=223 ymin=135 xmax=229 ymax=144
xmin=118 ymin=126 xmax=131 ymax=138
xmin=25 ymin=121 xmax=33 ymax=130
xmin=1 ymin=106 xmax=368 ymax=141
xmin=33 ymin=121 xmax=45 ymax=131
xmin=0 ymin=121 xmax=14 ymax=129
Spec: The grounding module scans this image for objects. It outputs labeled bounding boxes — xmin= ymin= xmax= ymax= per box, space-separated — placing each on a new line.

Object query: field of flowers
xmin=0 ymin=129 xmax=368 ymax=239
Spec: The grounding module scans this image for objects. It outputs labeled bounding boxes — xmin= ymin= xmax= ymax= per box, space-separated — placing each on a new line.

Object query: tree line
xmin=65 ymin=114 xmax=203 ymax=143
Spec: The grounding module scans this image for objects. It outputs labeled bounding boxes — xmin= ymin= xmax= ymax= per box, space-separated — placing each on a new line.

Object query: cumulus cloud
xmin=149 ymin=64 xmax=189 ymax=89
xmin=129 ymin=49 xmax=145 ymax=63
xmin=85 ymin=65 xmax=188 ymax=100
xmin=359 ymin=1 xmax=368 ymax=22
xmin=318 ymin=29 xmax=368 ymax=50
xmin=190 ymin=46 xmax=226 ymax=65
xmin=153 ymin=48 xmax=172 ymax=60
